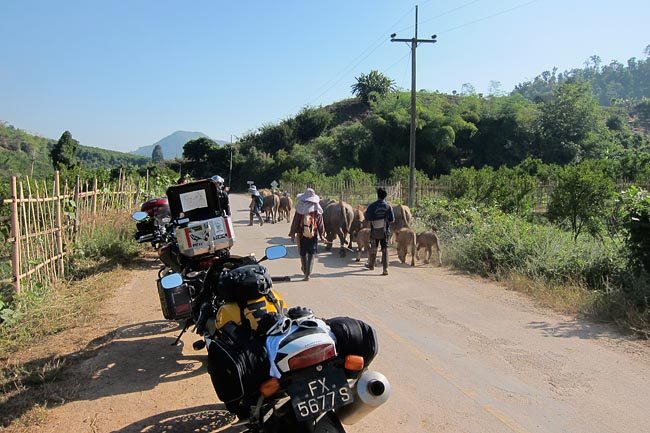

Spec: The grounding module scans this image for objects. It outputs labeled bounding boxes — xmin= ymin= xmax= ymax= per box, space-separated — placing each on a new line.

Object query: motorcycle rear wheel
xmin=313 ymin=413 xmax=346 ymax=433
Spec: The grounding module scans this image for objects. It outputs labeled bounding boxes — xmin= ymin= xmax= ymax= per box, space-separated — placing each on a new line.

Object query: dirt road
xmin=29 ymin=194 xmax=650 ymax=433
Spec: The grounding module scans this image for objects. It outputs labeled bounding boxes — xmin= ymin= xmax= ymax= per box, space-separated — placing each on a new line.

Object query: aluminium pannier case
xmin=166 ymin=180 xmax=235 ymax=257
xmin=175 ymin=217 xmax=235 ymax=257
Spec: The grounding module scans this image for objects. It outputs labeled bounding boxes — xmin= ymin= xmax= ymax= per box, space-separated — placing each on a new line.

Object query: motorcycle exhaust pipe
xmin=337 ymin=371 xmax=391 ymax=425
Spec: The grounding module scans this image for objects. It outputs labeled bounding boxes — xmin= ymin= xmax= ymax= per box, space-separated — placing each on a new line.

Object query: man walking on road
xmin=249 ymin=186 xmax=264 ymax=226
xmin=364 ymin=188 xmax=395 ymax=276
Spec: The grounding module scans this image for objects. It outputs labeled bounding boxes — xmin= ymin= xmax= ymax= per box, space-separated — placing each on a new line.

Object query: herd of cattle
xmin=254 ymin=189 xmax=442 ymax=267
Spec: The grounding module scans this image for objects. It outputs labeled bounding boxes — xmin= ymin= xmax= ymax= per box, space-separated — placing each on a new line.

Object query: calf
xmin=355 ymin=228 xmax=372 ymax=264
xmin=395 ymin=227 xmax=416 ymax=267
xmin=416 ymin=230 xmax=442 ymax=265
xmin=262 ymin=194 xmax=280 ymax=223
xmin=278 ymin=195 xmax=293 ymax=223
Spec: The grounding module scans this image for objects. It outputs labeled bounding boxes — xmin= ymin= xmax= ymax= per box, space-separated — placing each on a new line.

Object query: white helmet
xmin=212 ymin=175 xmax=225 ymax=184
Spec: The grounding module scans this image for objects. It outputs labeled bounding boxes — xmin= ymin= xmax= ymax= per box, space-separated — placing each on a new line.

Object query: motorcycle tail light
xmin=260 ymin=378 xmax=281 ymax=398
xmin=288 ymin=344 xmax=336 ymax=371
xmin=344 ymin=355 xmax=365 ymax=371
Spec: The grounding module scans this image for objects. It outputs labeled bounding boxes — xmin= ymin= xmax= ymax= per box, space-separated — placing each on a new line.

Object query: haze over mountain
xmin=132 ymin=131 xmax=228 ymax=160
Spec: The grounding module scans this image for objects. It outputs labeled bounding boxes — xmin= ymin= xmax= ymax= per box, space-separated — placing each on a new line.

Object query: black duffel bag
xmin=326 ymin=317 xmax=378 ymax=366
xmin=217 ymin=264 xmax=273 ymax=303
xmin=206 ymin=327 xmax=269 ymax=416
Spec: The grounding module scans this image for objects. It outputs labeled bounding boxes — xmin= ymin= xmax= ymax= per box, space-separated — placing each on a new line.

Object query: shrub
xmin=445 ymin=166 xmax=536 ymax=214
xmin=618 ymin=186 xmax=650 ymax=272
xmin=547 ymin=163 xmax=615 ymax=240
xmin=415 ymin=196 xmax=650 ymax=327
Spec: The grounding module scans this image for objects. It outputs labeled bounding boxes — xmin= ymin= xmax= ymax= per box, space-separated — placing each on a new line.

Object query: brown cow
xmin=349 ymin=205 xmax=365 ymax=244
xmin=416 ymin=231 xmax=442 ymax=265
xmin=320 ymin=198 xmax=335 ymax=211
xmin=323 ymin=200 xmax=354 ymax=257
xmin=262 ymin=194 xmax=280 ymax=223
xmin=389 ymin=204 xmax=413 ymax=243
xmin=396 ymin=227 xmax=416 ymax=267
xmin=278 ymin=194 xmax=293 ymax=223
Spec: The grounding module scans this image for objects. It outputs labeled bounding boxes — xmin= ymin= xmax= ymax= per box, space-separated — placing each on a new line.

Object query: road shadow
xmin=1 ymin=321 xmax=205 ymax=428
xmin=526 ymin=320 xmax=625 ymax=340
xmin=112 ymin=320 xmax=181 ymax=339
xmin=71 ymin=255 xmax=153 ymax=281
xmin=109 ymin=404 xmax=242 ymax=433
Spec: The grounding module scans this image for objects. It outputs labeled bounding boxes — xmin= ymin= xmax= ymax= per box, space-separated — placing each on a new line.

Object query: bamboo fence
xmin=283 ymin=180 xmax=404 ymax=207
xmin=3 ymin=170 xmax=145 ymax=293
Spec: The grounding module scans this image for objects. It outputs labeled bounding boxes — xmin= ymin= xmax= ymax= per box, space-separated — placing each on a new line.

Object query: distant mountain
xmin=132 ymin=131 xmax=228 ymax=160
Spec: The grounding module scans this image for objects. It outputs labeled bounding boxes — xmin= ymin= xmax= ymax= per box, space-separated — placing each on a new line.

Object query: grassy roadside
xmin=0 ymin=214 xmax=145 ymax=430
xmin=414 ymin=197 xmax=650 ymax=335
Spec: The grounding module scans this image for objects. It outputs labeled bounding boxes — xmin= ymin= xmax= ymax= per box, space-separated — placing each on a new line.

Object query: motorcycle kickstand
xmin=172 ymin=320 xmax=190 ymax=346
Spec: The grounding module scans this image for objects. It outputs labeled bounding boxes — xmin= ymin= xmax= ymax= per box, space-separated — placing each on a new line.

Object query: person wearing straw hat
xmin=248 ymin=185 xmax=264 ymax=226
xmin=289 ymin=188 xmax=326 ymax=281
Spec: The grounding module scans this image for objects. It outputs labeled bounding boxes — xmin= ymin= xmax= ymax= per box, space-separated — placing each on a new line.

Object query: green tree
xmin=50 ymin=130 xmax=79 ymax=170
xmin=547 ymin=163 xmax=615 ymax=241
xmin=183 ymin=137 xmax=217 ymax=161
xmin=151 ymin=144 xmax=164 ymax=163
xmin=351 ymin=70 xmax=395 ymax=104
xmin=538 ymin=81 xmax=606 ymax=164
xmin=293 ymin=107 xmax=333 ymax=143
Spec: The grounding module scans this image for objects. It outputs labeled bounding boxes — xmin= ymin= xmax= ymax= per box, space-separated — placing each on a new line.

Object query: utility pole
xmin=391 ymin=5 xmax=437 ymax=207
xmin=228 ymin=134 xmax=234 ymax=188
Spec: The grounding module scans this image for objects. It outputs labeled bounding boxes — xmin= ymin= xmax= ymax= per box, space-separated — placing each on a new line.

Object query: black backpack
xmin=217 ymin=264 xmax=273 ymax=303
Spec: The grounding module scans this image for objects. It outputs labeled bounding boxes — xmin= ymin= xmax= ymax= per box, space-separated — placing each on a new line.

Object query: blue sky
xmin=1 ymin=0 xmax=648 ymax=153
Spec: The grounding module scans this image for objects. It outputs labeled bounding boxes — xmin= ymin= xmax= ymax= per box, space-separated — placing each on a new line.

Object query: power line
xmin=438 ymin=0 xmax=539 ymax=34
xmin=395 ymin=0 xmax=483 ymax=33
xmin=309 ymin=7 xmax=414 ymax=103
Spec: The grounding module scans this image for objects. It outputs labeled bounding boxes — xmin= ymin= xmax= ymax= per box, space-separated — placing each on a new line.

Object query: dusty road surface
xmin=27 ymin=194 xmax=650 ymax=433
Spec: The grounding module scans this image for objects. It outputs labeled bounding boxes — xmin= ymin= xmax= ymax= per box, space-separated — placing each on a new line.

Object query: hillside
xmin=0 ymin=122 xmax=148 ymax=178
xmin=514 ymin=46 xmax=650 ymax=105
xmin=180 ymin=69 xmax=650 ymax=190
xmin=131 ymin=131 xmax=228 ymax=160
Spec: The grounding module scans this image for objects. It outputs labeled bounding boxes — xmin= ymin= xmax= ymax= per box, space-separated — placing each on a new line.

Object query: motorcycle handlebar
xmin=271 ymin=276 xmax=291 ymax=283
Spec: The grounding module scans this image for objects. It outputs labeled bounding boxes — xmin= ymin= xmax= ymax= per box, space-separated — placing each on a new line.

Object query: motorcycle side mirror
xmin=160 ymin=273 xmax=183 ymax=289
xmin=132 ymin=211 xmax=149 ymax=222
xmin=265 ymin=245 xmax=288 ymax=261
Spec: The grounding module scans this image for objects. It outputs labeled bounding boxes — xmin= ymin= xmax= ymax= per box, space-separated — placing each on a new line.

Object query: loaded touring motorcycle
xmin=136 ymin=178 xmax=391 ymax=431
xmin=159 ymin=245 xmax=392 ymax=432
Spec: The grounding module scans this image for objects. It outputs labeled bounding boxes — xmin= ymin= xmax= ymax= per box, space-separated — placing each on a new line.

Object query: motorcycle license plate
xmin=288 ymin=366 xmax=353 ymax=421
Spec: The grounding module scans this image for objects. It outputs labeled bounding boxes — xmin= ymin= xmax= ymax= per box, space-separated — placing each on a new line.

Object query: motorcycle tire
xmin=313 ymin=413 xmax=346 ymax=433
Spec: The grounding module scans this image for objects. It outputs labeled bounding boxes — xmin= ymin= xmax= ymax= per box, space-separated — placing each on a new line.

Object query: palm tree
xmin=351 ymin=70 xmax=395 ymax=104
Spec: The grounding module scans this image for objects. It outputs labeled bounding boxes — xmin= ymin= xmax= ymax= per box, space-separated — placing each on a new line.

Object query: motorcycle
xmin=131 ymin=180 xmax=240 ymax=338
xmin=159 ymin=245 xmax=390 ymax=433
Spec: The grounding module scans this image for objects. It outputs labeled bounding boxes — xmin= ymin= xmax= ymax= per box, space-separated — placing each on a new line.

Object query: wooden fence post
xmin=92 ymin=177 xmax=98 ymax=217
xmin=54 ymin=171 xmax=65 ymax=278
xmin=73 ymin=175 xmax=80 ymax=243
xmin=9 ymin=176 xmax=22 ymax=293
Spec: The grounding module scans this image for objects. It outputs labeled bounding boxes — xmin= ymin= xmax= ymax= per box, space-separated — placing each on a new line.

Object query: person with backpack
xmin=249 ymin=186 xmax=264 ymax=226
xmin=289 ymin=188 xmax=326 ymax=281
xmin=364 ymin=187 xmax=395 ymax=276
xmin=211 ymin=175 xmax=231 ymax=216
